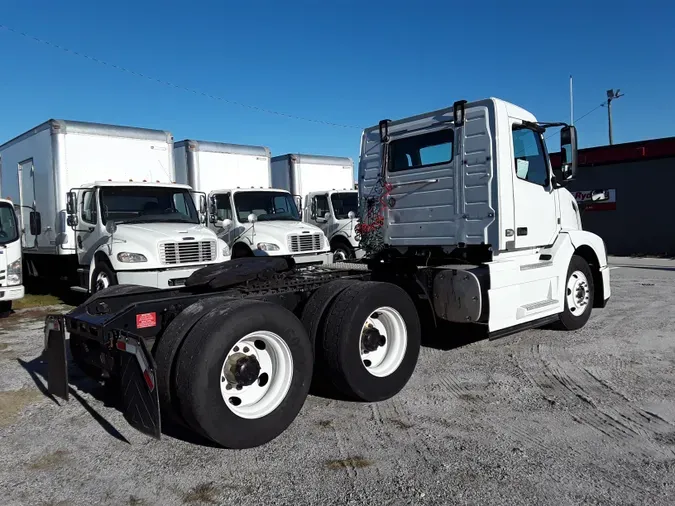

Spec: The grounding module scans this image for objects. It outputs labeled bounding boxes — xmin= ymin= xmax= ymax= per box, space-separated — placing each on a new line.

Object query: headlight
xmin=117 ymin=252 xmax=148 ymax=263
xmin=222 ymin=243 xmax=230 ymax=257
xmin=257 ymin=242 xmax=280 ymax=251
xmin=7 ymin=258 xmax=21 ymax=286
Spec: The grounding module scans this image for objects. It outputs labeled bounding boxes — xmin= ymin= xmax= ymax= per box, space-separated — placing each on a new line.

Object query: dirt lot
xmin=0 ymin=257 xmax=674 ymax=506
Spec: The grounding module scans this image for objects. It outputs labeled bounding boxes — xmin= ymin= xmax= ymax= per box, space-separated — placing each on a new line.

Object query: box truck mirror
xmin=216 ymin=218 xmax=233 ymax=231
xmin=106 ymin=221 xmax=117 ymax=234
xmin=66 ymin=192 xmax=77 ymax=215
xmin=348 ymin=211 xmax=356 ymax=220
xmin=247 ymin=213 xmax=258 ymax=224
xmin=199 ymin=194 xmax=207 ymax=214
xmin=67 ymin=215 xmax=78 ymax=227
xmin=29 ymin=211 xmax=42 ymax=236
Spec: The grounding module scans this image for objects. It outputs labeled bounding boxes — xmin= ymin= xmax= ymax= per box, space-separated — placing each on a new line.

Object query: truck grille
xmin=288 ymin=233 xmax=323 ymax=253
xmin=160 ymin=241 xmax=216 ymax=265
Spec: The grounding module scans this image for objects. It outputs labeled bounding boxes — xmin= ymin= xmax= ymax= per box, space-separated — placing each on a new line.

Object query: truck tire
xmin=154 ymin=296 xmax=236 ymax=428
xmin=90 ymin=261 xmax=118 ymax=294
xmin=173 ymin=299 xmax=313 ymax=449
xmin=0 ymin=301 xmax=12 ymax=318
xmin=320 ymin=281 xmax=421 ymax=402
xmin=554 ymin=255 xmax=595 ymax=331
xmin=300 ymin=279 xmax=355 ymax=354
xmin=331 ymin=239 xmax=355 ymax=262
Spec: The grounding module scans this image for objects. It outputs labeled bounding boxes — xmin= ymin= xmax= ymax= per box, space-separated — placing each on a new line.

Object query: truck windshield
xmin=233 ymin=191 xmax=300 ymax=222
xmin=330 ymin=192 xmax=358 ymax=219
xmin=99 ymin=186 xmax=200 ymax=225
xmin=0 ymin=203 xmax=19 ymax=245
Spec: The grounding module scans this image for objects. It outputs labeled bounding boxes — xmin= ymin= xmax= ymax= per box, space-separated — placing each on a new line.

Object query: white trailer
xmin=0 ymin=198 xmax=25 ymax=315
xmin=270 ymin=154 xmax=361 ymax=261
xmin=174 ymin=140 xmax=331 ymax=266
xmin=0 ymin=120 xmax=228 ymax=293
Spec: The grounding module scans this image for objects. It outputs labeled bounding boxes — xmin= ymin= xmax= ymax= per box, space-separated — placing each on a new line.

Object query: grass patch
xmin=28 ymin=449 xmax=70 ymax=470
xmin=326 ymin=456 xmax=373 ymax=470
xmin=0 ymin=387 xmax=44 ymax=427
xmin=13 ymin=293 xmax=65 ymax=310
xmin=0 ymin=343 xmax=8 ymax=351
xmin=182 ymin=482 xmax=218 ymax=504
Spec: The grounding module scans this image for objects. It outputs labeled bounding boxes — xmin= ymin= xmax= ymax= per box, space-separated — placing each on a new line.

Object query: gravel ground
xmin=1 ymin=258 xmax=674 ymax=506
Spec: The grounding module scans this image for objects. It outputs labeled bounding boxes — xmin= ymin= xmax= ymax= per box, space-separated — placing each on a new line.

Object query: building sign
xmin=573 ymin=189 xmax=616 ymax=211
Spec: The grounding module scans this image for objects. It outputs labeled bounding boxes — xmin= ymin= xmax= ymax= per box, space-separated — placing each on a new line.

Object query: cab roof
xmin=79 ymin=181 xmax=192 ymax=190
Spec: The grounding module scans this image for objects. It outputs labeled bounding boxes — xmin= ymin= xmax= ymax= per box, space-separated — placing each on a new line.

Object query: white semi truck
xmin=45 ymin=97 xmax=611 ymax=450
xmin=0 ymin=120 xmax=228 ymax=294
xmin=174 ymin=140 xmax=331 ymax=266
xmin=271 ymin=154 xmax=362 ymax=261
xmin=0 ymin=198 xmax=25 ymax=316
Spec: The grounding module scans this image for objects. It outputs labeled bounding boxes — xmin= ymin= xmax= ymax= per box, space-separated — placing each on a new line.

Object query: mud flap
xmin=117 ymin=333 xmax=161 ymax=440
xmin=44 ymin=315 xmax=69 ymax=401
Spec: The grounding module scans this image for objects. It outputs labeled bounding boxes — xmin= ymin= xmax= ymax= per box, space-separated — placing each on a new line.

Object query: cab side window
xmin=311 ymin=195 xmax=329 ymax=219
xmin=81 ymin=191 xmax=98 ymax=224
xmin=214 ymin=194 xmax=232 ymax=221
xmin=512 ymin=126 xmax=549 ymax=186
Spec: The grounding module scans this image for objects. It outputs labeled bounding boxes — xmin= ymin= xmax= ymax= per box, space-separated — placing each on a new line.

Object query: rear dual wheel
xmin=171 ymin=299 xmax=313 ymax=449
xmin=302 ymin=281 xmax=421 ymax=402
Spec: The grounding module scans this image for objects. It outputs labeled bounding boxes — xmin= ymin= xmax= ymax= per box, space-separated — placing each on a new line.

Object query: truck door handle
xmin=517 ymin=227 xmax=528 ymax=236
xmin=389 ymin=178 xmax=439 ymax=188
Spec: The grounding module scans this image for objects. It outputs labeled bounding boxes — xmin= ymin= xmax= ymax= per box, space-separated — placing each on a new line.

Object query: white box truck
xmin=0 ymin=120 xmax=229 ymax=294
xmin=174 ymin=140 xmax=332 ymax=266
xmin=271 ymin=154 xmax=361 ymax=262
xmin=0 ymin=198 xmax=25 ymax=316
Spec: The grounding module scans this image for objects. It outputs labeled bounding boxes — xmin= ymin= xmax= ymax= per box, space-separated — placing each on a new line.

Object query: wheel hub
xmin=361 ymin=325 xmax=386 ymax=353
xmin=225 ymin=352 xmax=261 ymax=387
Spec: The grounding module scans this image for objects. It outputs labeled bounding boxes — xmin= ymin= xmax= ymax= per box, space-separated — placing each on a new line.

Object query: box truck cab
xmin=65 ymin=181 xmax=229 ymax=292
xmin=0 ymin=119 xmax=227 ymax=294
xmin=174 ymin=140 xmax=332 ymax=266
xmin=270 ymin=154 xmax=362 ymax=261
xmin=0 ymin=198 xmax=24 ymax=315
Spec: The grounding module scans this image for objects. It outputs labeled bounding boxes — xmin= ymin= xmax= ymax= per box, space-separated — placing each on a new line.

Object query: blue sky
xmin=1 ymin=0 xmax=673 ymax=173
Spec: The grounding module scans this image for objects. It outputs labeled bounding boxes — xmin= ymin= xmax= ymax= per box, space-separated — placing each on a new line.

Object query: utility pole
xmin=606 ymin=89 xmax=624 ymax=145
xmin=570 ymin=75 xmax=574 ymax=125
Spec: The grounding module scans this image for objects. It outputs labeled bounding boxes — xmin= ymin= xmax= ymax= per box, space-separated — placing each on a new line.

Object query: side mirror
xmin=66 ymin=192 xmax=77 ymax=215
xmin=67 ymin=215 xmax=78 ymax=227
xmin=106 ymin=221 xmax=117 ymax=234
xmin=247 ymin=213 xmax=258 ymax=224
xmin=199 ymin=194 xmax=207 ymax=214
xmin=29 ymin=211 xmax=42 ymax=236
xmin=347 ymin=211 xmax=355 ymax=220
xmin=560 ymin=125 xmax=578 ymax=181
xmin=591 ymin=190 xmax=610 ymax=202
xmin=215 ymin=218 xmax=233 ymax=231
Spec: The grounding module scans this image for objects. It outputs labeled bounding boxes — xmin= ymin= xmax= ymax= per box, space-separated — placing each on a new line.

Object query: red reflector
xmin=143 ymin=370 xmax=155 ymax=390
xmin=136 ymin=312 xmax=157 ymax=329
xmin=116 ymin=341 xmax=126 ymax=351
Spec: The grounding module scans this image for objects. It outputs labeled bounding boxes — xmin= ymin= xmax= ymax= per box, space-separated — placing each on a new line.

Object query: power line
xmin=545 ymin=102 xmax=605 ymax=142
xmin=0 ymin=23 xmax=360 ymax=130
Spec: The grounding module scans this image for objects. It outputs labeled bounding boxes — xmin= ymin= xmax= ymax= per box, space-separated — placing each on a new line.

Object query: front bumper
xmin=0 ymin=285 xmax=25 ymax=301
xmin=116 ymin=265 xmax=214 ymax=288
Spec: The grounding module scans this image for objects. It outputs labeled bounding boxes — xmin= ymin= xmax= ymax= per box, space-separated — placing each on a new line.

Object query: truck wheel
xmin=154 ymin=296 xmax=236 ymax=428
xmin=232 ymin=243 xmax=254 ymax=258
xmin=0 ymin=301 xmax=12 ymax=318
xmin=554 ymin=255 xmax=594 ymax=331
xmin=174 ymin=299 xmax=313 ymax=449
xmin=300 ymin=279 xmax=355 ymax=354
xmin=331 ymin=241 xmax=354 ymax=262
xmin=320 ymin=281 xmax=421 ymax=402
xmin=91 ymin=261 xmax=118 ymax=294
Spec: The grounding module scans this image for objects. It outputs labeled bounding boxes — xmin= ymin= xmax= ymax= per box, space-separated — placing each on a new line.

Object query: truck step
xmin=70 ymin=286 xmax=89 ymax=293
xmin=517 ymin=299 xmax=559 ymax=318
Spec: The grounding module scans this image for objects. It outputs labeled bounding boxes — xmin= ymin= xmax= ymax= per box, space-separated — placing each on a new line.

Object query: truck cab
xmin=359 ymin=97 xmax=611 ymax=332
xmin=65 ymin=181 xmax=229 ymax=292
xmin=304 ymin=189 xmax=362 ymax=261
xmin=208 ymin=187 xmax=332 ymax=266
xmin=0 ymin=198 xmax=24 ymax=315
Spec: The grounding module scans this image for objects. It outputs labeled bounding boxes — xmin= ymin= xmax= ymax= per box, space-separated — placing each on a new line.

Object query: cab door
xmin=76 ymin=188 xmax=102 ymax=266
xmin=510 ymin=123 xmax=558 ymax=249
xmin=307 ymin=192 xmax=330 ymax=233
